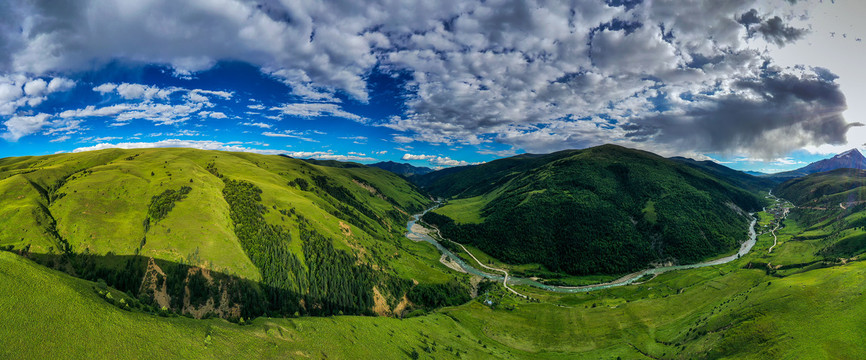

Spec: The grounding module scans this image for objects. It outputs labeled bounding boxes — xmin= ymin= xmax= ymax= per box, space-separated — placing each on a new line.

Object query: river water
xmin=405 ymin=204 xmax=758 ymax=293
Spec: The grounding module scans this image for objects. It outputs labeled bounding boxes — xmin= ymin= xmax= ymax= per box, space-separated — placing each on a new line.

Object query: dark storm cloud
xmin=623 ymin=68 xmax=859 ymax=158
xmin=738 ymin=8 xmax=808 ymax=46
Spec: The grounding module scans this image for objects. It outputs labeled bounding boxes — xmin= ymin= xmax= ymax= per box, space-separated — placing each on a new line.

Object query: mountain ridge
xmin=767 ymin=148 xmax=866 ymax=180
xmin=368 ymin=161 xmax=434 ymax=177
xmin=418 ymin=144 xmax=764 ymax=275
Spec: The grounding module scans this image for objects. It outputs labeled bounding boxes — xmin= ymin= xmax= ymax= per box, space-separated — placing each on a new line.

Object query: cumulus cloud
xmin=93 ymin=83 xmax=232 ymax=105
xmin=60 ymin=102 xmax=202 ymax=126
xmin=73 ymin=139 xmax=287 ymax=155
xmin=59 ymin=84 xmax=237 ymax=126
xmin=271 ymin=103 xmax=364 ymax=122
xmin=240 ymin=121 xmax=272 ymax=129
xmin=738 ymin=8 xmax=808 ymax=46
xmin=429 ymin=156 xmax=476 ymax=167
xmin=2 ymin=113 xmax=52 ymax=141
xmin=1 ymin=112 xmax=85 ymax=141
xmin=0 ymin=0 xmax=847 ymax=159
xmin=623 ymin=67 xmax=857 ymax=158
xmin=67 ymin=139 xmax=375 ymax=162
xmin=0 ymin=75 xmax=74 ymax=115
xmin=283 ymin=151 xmax=376 ymax=162
xmin=402 ymin=153 xmax=437 ymax=160
xmin=200 ymin=111 xmax=227 ymax=119
xmin=402 ymin=153 xmax=479 ymax=167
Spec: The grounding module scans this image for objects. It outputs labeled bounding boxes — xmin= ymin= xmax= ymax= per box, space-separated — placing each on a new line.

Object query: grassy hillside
xmin=669 ymin=156 xmax=780 ymax=193
xmin=770 ymin=169 xmax=866 ymax=260
xmin=0 ymin=148 xmax=455 ymax=319
xmin=4 ymin=223 xmax=866 ymax=359
xmin=420 ymin=145 xmax=765 ymax=275
xmin=774 ymin=168 xmax=866 ymax=206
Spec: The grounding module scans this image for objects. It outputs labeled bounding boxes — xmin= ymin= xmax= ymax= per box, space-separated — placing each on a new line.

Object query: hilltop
xmin=767 ymin=148 xmax=866 ymax=180
xmin=416 ymin=144 xmax=765 ymax=276
xmin=0 ymin=148 xmax=466 ymax=319
xmin=368 ymin=161 xmax=434 ymax=177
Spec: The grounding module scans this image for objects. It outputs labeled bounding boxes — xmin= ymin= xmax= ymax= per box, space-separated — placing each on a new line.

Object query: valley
xmin=1 ymin=2 xmax=863 ymax=359
xmin=3 ymin=146 xmax=866 ymax=359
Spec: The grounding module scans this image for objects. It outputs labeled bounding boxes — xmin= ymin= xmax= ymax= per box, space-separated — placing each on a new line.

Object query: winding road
xmin=428 ymin=226 xmax=529 ymax=299
xmin=405 ymin=200 xmax=762 ymax=293
xmin=765 ymin=191 xmax=789 ymax=254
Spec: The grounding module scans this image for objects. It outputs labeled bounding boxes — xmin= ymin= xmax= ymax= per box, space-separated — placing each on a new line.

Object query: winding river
xmin=405 ymin=204 xmax=758 ymax=293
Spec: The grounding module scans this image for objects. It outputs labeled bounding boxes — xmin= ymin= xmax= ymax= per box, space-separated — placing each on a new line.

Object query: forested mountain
xmin=774 ymin=167 xmax=866 ymax=206
xmin=368 ymin=161 xmax=434 ymax=177
xmin=418 ymin=145 xmax=765 ymax=275
xmin=0 ymin=148 xmax=446 ymax=319
xmin=669 ymin=156 xmax=780 ymax=191
xmin=767 ymin=148 xmax=866 ymax=181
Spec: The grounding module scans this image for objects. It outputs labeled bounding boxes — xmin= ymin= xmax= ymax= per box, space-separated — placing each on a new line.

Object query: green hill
xmin=770 ymin=168 xmax=866 ymax=260
xmin=4 ymin=234 xmax=866 ymax=359
xmin=5 ymin=147 xmax=866 ymax=359
xmin=417 ymin=145 xmax=765 ymax=275
xmin=669 ymin=156 xmax=780 ymax=192
xmin=0 ymin=148 xmax=460 ymax=319
xmin=774 ymin=168 xmax=866 ymax=207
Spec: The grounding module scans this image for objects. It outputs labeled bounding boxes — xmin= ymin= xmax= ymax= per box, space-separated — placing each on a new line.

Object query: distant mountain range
xmin=767 ymin=148 xmax=866 ymax=180
xmin=368 ymin=161 xmax=433 ymax=177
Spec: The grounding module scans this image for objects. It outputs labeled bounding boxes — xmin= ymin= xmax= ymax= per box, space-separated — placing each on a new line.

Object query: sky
xmin=0 ymin=0 xmax=864 ymax=172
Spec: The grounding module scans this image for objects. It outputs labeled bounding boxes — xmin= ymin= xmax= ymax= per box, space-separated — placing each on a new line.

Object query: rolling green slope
xmin=774 ymin=167 xmax=866 ymax=206
xmin=419 ymin=145 xmax=765 ymax=275
xmin=770 ymin=169 xmax=866 ymax=260
xmin=4 ymin=236 xmax=866 ymax=359
xmin=0 ymin=148 xmax=444 ymax=319
xmin=669 ymin=156 xmax=780 ymax=192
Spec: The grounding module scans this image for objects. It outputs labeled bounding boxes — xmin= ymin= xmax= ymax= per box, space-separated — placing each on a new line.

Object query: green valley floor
xmin=3 ymin=232 xmax=866 ymax=359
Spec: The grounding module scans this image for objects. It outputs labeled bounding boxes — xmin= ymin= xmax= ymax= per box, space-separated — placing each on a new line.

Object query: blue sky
xmin=0 ymin=61 xmax=504 ymax=167
xmin=1 ymin=0 xmax=865 ymax=173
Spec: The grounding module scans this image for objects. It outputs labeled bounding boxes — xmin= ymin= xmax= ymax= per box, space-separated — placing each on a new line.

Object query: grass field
xmin=0 ymin=148 xmax=440 ymax=284
xmin=5 ymin=151 xmax=866 ymax=358
xmin=4 ymin=233 xmax=866 ymax=359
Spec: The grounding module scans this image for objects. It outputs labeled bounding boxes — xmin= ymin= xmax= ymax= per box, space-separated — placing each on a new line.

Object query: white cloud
xmin=0 ymin=75 xmax=75 ymax=115
xmin=240 ymin=122 xmax=271 ymax=129
xmin=59 ymin=102 xmax=202 ymax=126
xmin=402 ymin=153 xmax=436 ymax=161
xmin=203 ymin=111 xmax=227 ymax=119
xmin=272 ymin=103 xmax=364 ymax=122
xmin=283 ymin=150 xmax=376 ymax=162
xmin=23 ymin=78 xmax=47 ymax=96
xmin=93 ymin=83 xmax=117 ymax=94
xmin=116 ymin=83 xmax=173 ymax=100
xmin=0 ymin=0 xmax=843 ymax=159
xmin=2 ymin=113 xmax=52 ymax=141
xmin=72 ymin=139 xmax=286 ymax=155
xmin=49 ymin=135 xmax=70 ymax=143
xmin=193 ymin=89 xmax=232 ymax=99
xmin=429 ymin=156 xmax=478 ymax=167
xmin=401 ymin=152 xmax=480 ymax=167
xmin=47 ymin=78 xmax=75 ymax=93
xmin=71 ymin=139 xmax=378 ymax=162
xmin=262 ymin=130 xmax=318 ymax=142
